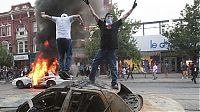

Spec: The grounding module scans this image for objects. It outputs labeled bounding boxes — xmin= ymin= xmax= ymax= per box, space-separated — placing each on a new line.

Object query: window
xmin=33 ymin=22 xmax=37 ymax=32
xmin=2 ymin=26 xmax=6 ymax=36
xmin=2 ymin=41 xmax=12 ymax=53
xmin=25 ymin=41 xmax=28 ymax=52
xmin=9 ymin=43 xmax=12 ymax=53
xmin=18 ymin=41 xmax=29 ymax=53
xmin=18 ymin=41 xmax=24 ymax=53
xmin=33 ymin=43 xmax=39 ymax=53
xmin=0 ymin=25 xmax=11 ymax=37
xmin=16 ymin=24 xmax=27 ymax=36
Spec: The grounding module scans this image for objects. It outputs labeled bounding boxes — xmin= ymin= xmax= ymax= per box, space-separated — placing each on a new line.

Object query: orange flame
xmin=44 ymin=40 xmax=49 ymax=47
xmin=28 ymin=53 xmax=58 ymax=86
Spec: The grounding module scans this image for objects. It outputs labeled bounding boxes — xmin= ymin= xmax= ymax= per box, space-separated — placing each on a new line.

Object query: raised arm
xmin=41 ymin=12 xmax=52 ymax=20
xmin=72 ymin=15 xmax=84 ymax=26
xmin=83 ymin=0 xmax=100 ymax=22
xmin=119 ymin=1 xmax=137 ymax=21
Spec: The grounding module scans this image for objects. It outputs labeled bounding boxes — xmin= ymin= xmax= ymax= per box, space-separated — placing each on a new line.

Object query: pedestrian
xmin=83 ymin=0 xmax=137 ymax=89
xmin=152 ymin=63 xmax=158 ymax=80
xmin=191 ymin=64 xmax=199 ymax=84
xmin=164 ymin=62 xmax=169 ymax=77
xmin=41 ymin=12 xmax=84 ymax=80
xmin=122 ymin=67 xmax=127 ymax=80
xmin=127 ymin=65 xmax=134 ymax=79
xmin=181 ymin=63 xmax=188 ymax=79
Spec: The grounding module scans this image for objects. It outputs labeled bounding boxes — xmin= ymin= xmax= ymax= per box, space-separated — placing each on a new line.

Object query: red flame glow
xmin=44 ymin=40 xmax=49 ymax=47
xmin=28 ymin=53 xmax=58 ymax=86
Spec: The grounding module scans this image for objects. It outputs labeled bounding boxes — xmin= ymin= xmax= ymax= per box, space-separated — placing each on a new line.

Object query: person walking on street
xmin=191 ymin=64 xmax=199 ymax=84
xmin=83 ymin=0 xmax=137 ymax=89
xmin=164 ymin=62 xmax=169 ymax=78
xmin=41 ymin=12 xmax=84 ymax=80
xmin=127 ymin=65 xmax=134 ymax=79
xmin=181 ymin=63 xmax=188 ymax=79
xmin=152 ymin=63 xmax=158 ymax=80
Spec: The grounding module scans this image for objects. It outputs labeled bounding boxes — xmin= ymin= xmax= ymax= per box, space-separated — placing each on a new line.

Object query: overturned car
xmin=16 ymin=79 xmax=143 ymax=112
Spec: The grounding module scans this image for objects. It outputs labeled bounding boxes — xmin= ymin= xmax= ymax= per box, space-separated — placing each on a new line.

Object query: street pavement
xmin=98 ymin=72 xmax=200 ymax=112
xmin=0 ymin=72 xmax=199 ymax=112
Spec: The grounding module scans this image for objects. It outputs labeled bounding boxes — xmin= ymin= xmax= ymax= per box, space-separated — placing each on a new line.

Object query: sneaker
xmin=181 ymin=77 xmax=184 ymax=79
xmin=153 ymin=77 xmax=158 ymax=80
xmin=111 ymin=84 xmax=118 ymax=89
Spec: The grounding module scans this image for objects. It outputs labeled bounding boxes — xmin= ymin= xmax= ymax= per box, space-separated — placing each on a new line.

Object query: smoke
xmin=34 ymin=0 xmax=106 ymax=61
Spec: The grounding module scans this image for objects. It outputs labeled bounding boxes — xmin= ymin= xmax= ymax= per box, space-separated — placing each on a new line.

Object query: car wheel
xmin=47 ymin=80 xmax=56 ymax=87
xmin=16 ymin=81 xmax=24 ymax=89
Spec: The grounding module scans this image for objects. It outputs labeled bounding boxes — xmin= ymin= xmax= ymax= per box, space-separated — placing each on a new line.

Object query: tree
xmin=85 ymin=3 xmax=141 ymax=63
xmin=0 ymin=45 xmax=13 ymax=67
xmin=163 ymin=0 xmax=200 ymax=62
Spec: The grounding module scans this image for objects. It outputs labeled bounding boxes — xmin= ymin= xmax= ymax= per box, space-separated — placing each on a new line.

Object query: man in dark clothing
xmin=191 ymin=64 xmax=199 ymax=84
xmin=83 ymin=0 xmax=137 ymax=89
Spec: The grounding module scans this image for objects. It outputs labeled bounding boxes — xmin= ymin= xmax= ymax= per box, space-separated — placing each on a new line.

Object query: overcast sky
xmin=0 ymin=0 xmax=194 ymax=22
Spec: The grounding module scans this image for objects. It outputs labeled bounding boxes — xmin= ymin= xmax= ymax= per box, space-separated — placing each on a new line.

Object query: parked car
xmin=12 ymin=76 xmax=32 ymax=89
xmin=16 ymin=80 xmax=143 ymax=112
xmin=12 ymin=72 xmax=73 ymax=89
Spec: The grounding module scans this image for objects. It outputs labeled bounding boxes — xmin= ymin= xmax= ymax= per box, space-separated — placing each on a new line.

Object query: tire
xmin=135 ymin=94 xmax=143 ymax=111
xmin=16 ymin=81 xmax=24 ymax=89
xmin=47 ymin=80 xmax=56 ymax=87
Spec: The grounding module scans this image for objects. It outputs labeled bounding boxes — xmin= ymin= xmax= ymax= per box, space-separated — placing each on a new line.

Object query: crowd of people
xmin=0 ymin=66 xmax=29 ymax=81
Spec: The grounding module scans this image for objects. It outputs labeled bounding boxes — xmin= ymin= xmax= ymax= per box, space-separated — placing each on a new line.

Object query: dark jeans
xmin=191 ymin=73 xmax=197 ymax=84
xmin=89 ymin=49 xmax=118 ymax=86
xmin=56 ymin=38 xmax=72 ymax=71
xmin=127 ymin=71 xmax=133 ymax=79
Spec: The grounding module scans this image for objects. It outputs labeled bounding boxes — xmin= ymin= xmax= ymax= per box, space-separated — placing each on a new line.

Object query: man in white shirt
xmin=152 ymin=63 xmax=158 ymax=80
xmin=41 ymin=12 xmax=84 ymax=80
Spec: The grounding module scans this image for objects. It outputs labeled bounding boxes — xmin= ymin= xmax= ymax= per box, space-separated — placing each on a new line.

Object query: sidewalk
xmin=98 ymin=73 xmax=199 ymax=84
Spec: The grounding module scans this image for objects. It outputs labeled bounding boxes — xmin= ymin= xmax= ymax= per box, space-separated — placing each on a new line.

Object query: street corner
xmin=140 ymin=95 xmax=185 ymax=112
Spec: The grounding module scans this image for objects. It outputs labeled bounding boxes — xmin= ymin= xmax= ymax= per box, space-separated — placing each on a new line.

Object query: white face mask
xmin=61 ymin=13 xmax=68 ymax=17
xmin=105 ymin=16 xmax=113 ymax=26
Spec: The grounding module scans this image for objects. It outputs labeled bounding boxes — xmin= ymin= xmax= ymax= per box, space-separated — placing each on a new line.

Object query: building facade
xmin=134 ymin=20 xmax=182 ymax=73
xmin=0 ymin=2 xmax=37 ymax=69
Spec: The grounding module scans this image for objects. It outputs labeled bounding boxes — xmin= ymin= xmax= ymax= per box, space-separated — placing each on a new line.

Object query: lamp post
xmin=196 ymin=42 xmax=200 ymax=68
xmin=28 ymin=50 xmax=31 ymax=70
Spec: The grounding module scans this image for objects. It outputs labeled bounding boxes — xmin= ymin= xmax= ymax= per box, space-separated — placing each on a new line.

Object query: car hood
xmin=13 ymin=76 xmax=31 ymax=81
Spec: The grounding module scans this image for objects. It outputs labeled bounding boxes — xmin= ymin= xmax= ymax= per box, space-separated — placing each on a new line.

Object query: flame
xmin=43 ymin=40 xmax=49 ymax=47
xmin=28 ymin=53 xmax=58 ymax=86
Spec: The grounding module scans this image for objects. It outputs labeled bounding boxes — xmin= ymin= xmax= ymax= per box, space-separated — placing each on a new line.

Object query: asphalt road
xmin=0 ymin=73 xmax=199 ymax=112
xmin=117 ymin=73 xmax=200 ymax=112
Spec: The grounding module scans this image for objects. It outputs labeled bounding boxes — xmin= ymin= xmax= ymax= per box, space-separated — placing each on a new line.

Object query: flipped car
xmin=12 ymin=73 xmax=73 ymax=89
xmin=16 ymin=79 xmax=143 ymax=112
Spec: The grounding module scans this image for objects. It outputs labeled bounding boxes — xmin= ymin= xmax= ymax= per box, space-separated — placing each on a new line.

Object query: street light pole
xmin=28 ymin=50 xmax=31 ymax=70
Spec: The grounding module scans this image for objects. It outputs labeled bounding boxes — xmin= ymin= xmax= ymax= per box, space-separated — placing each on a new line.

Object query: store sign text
xmin=150 ymin=39 xmax=169 ymax=49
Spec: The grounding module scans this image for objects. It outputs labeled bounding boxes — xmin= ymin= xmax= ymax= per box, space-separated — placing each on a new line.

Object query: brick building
xmin=0 ymin=2 xmax=37 ymax=69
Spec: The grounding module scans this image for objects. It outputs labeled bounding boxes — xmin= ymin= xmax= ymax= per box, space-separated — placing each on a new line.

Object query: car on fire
xmin=16 ymin=79 xmax=143 ymax=112
xmin=12 ymin=72 xmax=73 ymax=89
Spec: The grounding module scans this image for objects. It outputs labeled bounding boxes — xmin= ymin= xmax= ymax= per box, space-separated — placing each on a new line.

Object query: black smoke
xmin=34 ymin=0 xmax=105 ymax=61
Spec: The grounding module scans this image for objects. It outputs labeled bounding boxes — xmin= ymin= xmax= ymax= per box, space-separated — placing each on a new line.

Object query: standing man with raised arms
xmin=41 ymin=12 xmax=84 ymax=80
xmin=83 ymin=0 xmax=137 ymax=89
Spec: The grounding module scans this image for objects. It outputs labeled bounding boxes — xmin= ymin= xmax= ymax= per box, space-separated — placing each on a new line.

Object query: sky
xmin=0 ymin=0 xmax=194 ymax=22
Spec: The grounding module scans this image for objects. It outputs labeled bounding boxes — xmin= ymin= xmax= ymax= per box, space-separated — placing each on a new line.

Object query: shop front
xmin=135 ymin=35 xmax=176 ymax=73
xmin=13 ymin=54 xmax=29 ymax=70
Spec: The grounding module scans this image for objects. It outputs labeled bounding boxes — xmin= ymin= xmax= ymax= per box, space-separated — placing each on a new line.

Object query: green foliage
xmin=0 ymin=45 xmax=13 ymax=67
xmin=85 ymin=3 xmax=141 ymax=61
xmin=163 ymin=0 xmax=200 ymax=61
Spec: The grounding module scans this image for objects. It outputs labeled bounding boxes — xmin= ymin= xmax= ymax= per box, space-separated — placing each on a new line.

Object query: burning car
xmin=12 ymin=72 xmax=73 ymax=89
xmin=16 ymin=79 xmax=143 ymax=112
